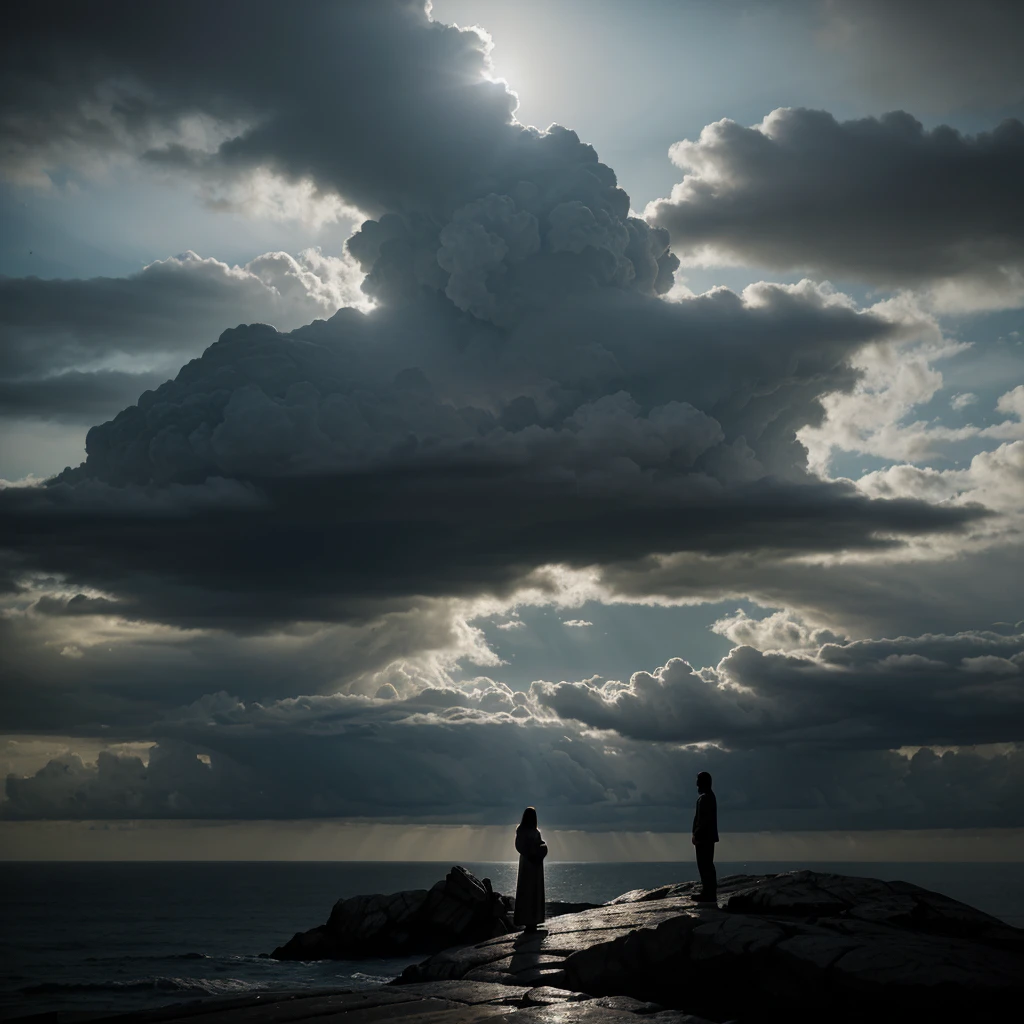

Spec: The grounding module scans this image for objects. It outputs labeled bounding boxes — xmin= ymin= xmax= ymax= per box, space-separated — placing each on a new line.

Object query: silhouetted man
xmin=690 ymin=771 xmax=718 ymax=902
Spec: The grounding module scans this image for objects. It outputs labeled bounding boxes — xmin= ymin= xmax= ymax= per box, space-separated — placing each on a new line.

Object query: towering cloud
xmin=1 ymin=1 xmax=1021 ymax=837
xmin=2 ymin=4 xmax=985 ymax=634
xmin=0 ymin=281 xmax=982 ymax=633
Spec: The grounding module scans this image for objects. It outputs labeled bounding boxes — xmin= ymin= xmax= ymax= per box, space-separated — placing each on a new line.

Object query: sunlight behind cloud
xmin=1 ymin=0 xmax=1022 ymax=856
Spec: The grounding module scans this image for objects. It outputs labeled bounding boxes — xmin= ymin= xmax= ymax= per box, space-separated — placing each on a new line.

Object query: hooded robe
xmin=513 ymin=825 xmax=546 ymax=926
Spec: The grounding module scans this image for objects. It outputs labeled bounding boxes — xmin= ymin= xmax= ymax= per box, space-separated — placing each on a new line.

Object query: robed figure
xmin=513 ymin=806 xmax=547 ymax=931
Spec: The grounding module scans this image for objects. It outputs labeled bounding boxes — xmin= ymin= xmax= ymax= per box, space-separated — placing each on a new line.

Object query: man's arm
xmin=693 ymin=794 xmax=708 ymax=841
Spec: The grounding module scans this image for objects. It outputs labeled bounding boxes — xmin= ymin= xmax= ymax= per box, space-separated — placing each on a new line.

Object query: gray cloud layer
xmin=536 ymin=630 xmax=1024 ymax=749
xmin=647 ymin=109 xmax=1024 ymax=306
xmin=0 ymin=249 xmax=363 ymax=425
xmin=2 ymin=1 xmax=520 ymax=216
xmin=820 ymin=0 xmax=1024 ymax=112
xmin=1 ymin=4 xmax=987 ymax=696
xmin=5 ymin=649 xmax=1023 ymax=829
xmin=0 ymin=286 xmax=982 ymax=630
xmin=2 ymin=0 xmax=1021 ymax=836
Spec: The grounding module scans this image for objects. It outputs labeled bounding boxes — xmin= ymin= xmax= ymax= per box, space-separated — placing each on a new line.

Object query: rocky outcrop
xmin=270 ymin=868 xmax=602 ymax=961
xmin=64 ymin=869 xmax=1024 ymax=1024
xmin=398 ymin=870 xmax=1024 ymax=1022
xmin=270 ymin=866 xmax=514 ymax=960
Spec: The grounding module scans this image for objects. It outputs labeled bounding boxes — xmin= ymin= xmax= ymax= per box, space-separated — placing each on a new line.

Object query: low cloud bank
xmin=4 ymin=629 xmax=1023 ymax=829
xmin=536 ymin=629 xmax=1024 ymax=749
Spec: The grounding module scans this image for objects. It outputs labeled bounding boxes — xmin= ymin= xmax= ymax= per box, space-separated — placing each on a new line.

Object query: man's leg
xmin=695 ymin=842 xmax=717 ymax=897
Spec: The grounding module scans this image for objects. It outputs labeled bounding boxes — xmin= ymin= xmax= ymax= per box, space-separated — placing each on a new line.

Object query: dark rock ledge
xmin=270 ymin=866 xmax=524 ymax=960
xmin=270 ymin=866 xmax=600 ymax=961
xmin=397 ymin=869 xmax=1024 ymax=1021
xmin=19 ymin=869 xmax=1024 ymax=1024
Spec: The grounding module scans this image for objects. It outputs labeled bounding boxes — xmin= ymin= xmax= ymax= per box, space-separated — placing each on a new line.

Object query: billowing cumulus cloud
xmin=535 ymin=630 xmax=1024 ymax=749
xmin=0 ymin=283 xmax=982 ymax=631
xmin=4 ymin=678 xmax=1023 ymax=830
xmin=647 ymin=108 xmax=1024 ymax=309
xmin=857 ymin=439 xmax=1024 ymax=513
xmin=711 ymin=608 xmax=844 ymax=653
xmin=2 ymin=0 xmax=1023 ymax=839
xmin=799 ymin=335 xmax=1024 ymax=469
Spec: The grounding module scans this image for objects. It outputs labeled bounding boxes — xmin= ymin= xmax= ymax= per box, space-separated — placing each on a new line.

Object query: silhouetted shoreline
xmin=6 ymin=861 xmax=1024 ymax=1023
xmin=17 ymin=866 xmax=1015 ymax=1024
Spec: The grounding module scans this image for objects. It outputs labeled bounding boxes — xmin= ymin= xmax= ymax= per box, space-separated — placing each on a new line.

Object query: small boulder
xmin=270 ymin=865 xmax=513 ymax=960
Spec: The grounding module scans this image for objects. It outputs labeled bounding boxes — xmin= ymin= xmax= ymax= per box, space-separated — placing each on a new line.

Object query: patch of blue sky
xmin=467 ymin=596 xmax=765 ymax=691
xmin=826 ymin=450 xmax=907 ymax=481
xmin=433 ymin=0 xmax=1022 ymax=213
xmin=0 ymin=176 xmax=361 ymax=280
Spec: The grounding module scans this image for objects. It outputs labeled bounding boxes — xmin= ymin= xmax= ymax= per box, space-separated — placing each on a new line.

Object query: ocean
xmin=2 ymin=860 xmax=1023 ymax=1020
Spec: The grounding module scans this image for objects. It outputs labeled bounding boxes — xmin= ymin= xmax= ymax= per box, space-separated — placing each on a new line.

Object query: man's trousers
xmin=695 ymin=841 xmax=717 ymax=894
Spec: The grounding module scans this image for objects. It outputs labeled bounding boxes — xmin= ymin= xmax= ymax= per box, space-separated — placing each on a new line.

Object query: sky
xmin=0 ymin=0 xmax=1023 ymax=861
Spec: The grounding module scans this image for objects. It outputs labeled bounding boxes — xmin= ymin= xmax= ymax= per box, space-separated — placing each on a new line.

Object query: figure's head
xmin=696 ymin=771 xmax=712 ymax=793
xmin=520 ymin=806 xmax=538 ymax=829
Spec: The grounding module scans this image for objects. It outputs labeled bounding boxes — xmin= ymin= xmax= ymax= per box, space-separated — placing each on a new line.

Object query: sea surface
xmin=2 ymin=860 xmax=1023 ymax=1020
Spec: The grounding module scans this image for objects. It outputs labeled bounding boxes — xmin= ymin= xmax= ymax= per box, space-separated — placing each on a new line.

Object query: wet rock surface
xmin=269 ymin=869 xmax=599 ymax=962
xmin=34 ymin=981 xmax=716 ymax=1024
xmin=39 ymin=870 xmax=1023 ymax=1024
xmin=399 ymin=869 xmax=1024 ymax=1021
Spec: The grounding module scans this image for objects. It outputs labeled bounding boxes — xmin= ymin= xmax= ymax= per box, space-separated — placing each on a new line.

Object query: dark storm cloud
xmin=2 ymin=0 xmax=1018 ymax=843
xmin=0 ymin=284 xmax=984 ymax=629
xmin=535 ymin=630 xmax=1024 ymax=749
xmin=1 ymin=685 xmax=646 ymax=823
xmin=1 ymin=0 xmax=516 ymax=213
xmin=1 ymin=0 xmax=680 ymax=433
xmin=0 ymin=473 xmax=979 ymax=630
xmin=647 ymin=109 xmax=1024 ymax=302
xmin=1 ymin=0 xmax=687 ymax=344
xmin=3 ymin=1 xmax=682 ymax=316
xmin=0 ymin=0 xmax=995 ymax=648
xmin=342 ymin=127 xmax=678 ymax=324
xmin=4 ymin=683 xmax=1023 ymax=829
xmin=0 ymin=250 xmax=361 ymax=424
xmin=821 ymin=0 xmax=1024 ymax=112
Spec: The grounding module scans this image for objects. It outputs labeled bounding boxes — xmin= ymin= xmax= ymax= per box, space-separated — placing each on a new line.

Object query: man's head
xmin=696 ymin=771 xmax=712 ymax=793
